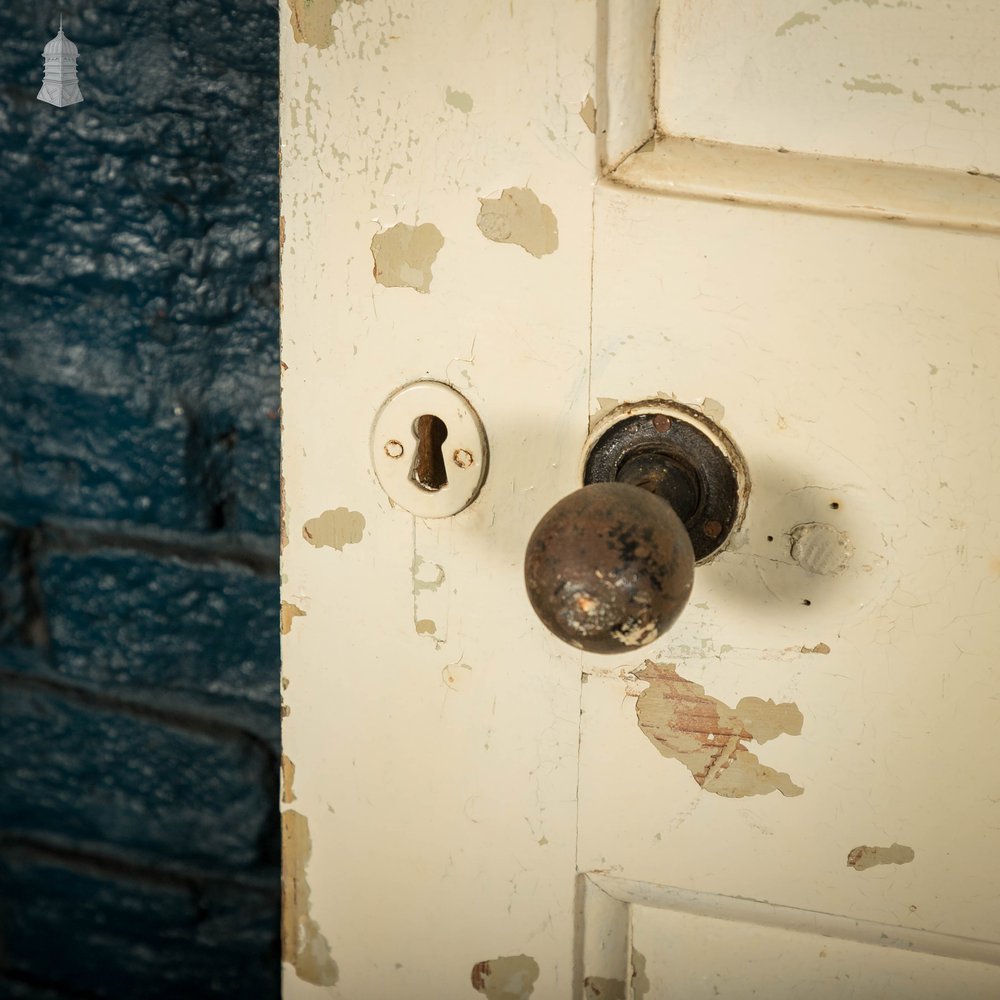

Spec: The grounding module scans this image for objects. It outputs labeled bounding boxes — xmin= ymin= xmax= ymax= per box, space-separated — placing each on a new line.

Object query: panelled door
xmin=280 ymin=2 xmax=1000 ymax=997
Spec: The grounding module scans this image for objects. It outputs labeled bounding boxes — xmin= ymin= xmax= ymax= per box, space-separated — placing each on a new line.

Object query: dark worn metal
xmin=524 ymin=482 xmax=695 ymax=654
xmin=584 ymin=411 xmax=741 ymax=562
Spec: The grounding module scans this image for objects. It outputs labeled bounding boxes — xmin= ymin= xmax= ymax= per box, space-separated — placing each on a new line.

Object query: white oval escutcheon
xmin=371 ymin=380 xmax=488 ymax=518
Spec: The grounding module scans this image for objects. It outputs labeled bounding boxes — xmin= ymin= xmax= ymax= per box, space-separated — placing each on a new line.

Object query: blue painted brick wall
xmin=0 ymin=1 xmax=281 ymax=996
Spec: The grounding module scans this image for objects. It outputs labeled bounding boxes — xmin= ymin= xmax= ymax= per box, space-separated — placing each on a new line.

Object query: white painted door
xmin=280 ymin=2 xmax=1000 ymax=997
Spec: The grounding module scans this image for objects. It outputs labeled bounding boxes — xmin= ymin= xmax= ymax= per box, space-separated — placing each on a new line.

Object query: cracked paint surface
xmin=476 ymin=187 xmax=558 ymax=258
xmin=635 ymin=661 xmax=804 ymax=797
xmin=371 ymin=222 xmax=444 ymax=293
xmin=471 ymin=955 xmax=540 ymax=999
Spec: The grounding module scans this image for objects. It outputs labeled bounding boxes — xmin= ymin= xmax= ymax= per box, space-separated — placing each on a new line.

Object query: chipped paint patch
xmin=800 ymin=641 xmax=831 ymax=654
xmin=445 ymin=86 xmax=473 ymax=112
xmin=844 ymin=76 xmax=904 ymax=95
xmin=281 ymin=601 xmax=306 ymax=635
xmin=790 ymin=522 xmax=854 ymax=576
xmin=775 ymin=11 xmax=821 ymax=35
xmin=580 ymin=94 xmax=597 ymax=133
xmin=281 ymin=755 xmax=297 ymax=803
xmin=632 ymin=949 xmax=650 ymax=999
xmin=371 ymin=222 xmax=444 ymax=293
xmin=471 ymin=955 xmax=540 ymax=999
xmin=302 ymin=508 xmax=365 ymax=550
xmin=412 ymin=552 xmax=447 ymax=642
xmin=584 ymin=977 xmax=625 ymax=999
xmin=477 ymin=187 xmax=558 ymax=258
xmin=635 ymin=661 xmax=804 ymax=798
xmin=282 ymin=810 xmax=339 ymax=985
xmin=280 ymin=473 xmax=289 ymax=553
xmin=848 ymin=843 xmax=915 ymax=871
xmin=285 ymin=0 xmax=357 ymax=50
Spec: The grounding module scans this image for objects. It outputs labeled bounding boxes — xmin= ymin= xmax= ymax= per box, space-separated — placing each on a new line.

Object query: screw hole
xmin=830 ymin=501 xmax=840 ymax=510
xmin=802 ymin=599 xmax=812 ymax=606
xmin=766 ymin=535 xmax=774 ymax=542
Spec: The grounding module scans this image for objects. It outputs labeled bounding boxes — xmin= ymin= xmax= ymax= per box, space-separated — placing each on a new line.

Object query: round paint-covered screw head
xmin=524 ymin=482 xmax=695 ymax=654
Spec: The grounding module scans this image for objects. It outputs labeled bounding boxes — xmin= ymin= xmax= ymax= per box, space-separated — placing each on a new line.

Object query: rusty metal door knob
xmin=523 ymin=402 xmax=747 ymax=654
xmin=524 ymin=481 xmax=695 ymax=653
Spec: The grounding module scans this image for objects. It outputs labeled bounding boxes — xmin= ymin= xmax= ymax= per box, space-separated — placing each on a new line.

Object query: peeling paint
xmin=790 ymin=522 xmax=854 ymax=576
xmin=411 ymin=553 xmax=446 ymax=640
xmin=445 ymin=86 xmax=474 ymax=112
xmin=844 ymin=76 xmax=904 ymax=95
xmin=584 ymin=977 xmax=625 ymax=999
xmin=775 ymin=11 xmax=821 ymax=35
xmin=281 ymin=601 xmax=306 ymax=635
xmin=285 ymin=0 xmax=359 ymax=50
xmin=302 ymin=507 xmax=365 ymax=550
xmin=279 ymin=473 xmax=289 ymax=553
xmin=471 ymin=955 xmax=540 ymax=999
xmin=848 ymin=842 xmax=915 ymax=871
xmin=371 ymin=222 xmax=444 ymax=293
xmin=476 ymin=187 xmax=558 ymax=258
xmin=282 ymin=810 xmax=339 ymax=985
xmin=800 ymin=641 xmax=831 ymax=654
xmin=945 ymin=98 xmax=973 ymax=115
xmin=281 ymin=755 xmax=297 ymax=803
xmin=635 ymin=660 xmax=804 ymax=798
xmin=580 ymin=94 xmax=597 ymax=133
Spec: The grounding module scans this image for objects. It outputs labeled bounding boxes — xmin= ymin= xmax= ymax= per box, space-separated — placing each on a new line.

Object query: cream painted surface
xmin=280 ymin=2 xmax=594 ymax=997
xmin=282 ymin=2 xmax=1000 ymax=997
xmin=657 ymin=0 xmax=1000 ymax=173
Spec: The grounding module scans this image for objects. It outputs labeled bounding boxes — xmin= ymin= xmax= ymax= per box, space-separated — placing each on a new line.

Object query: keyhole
xmin=410 ymin=414 xmax=449 ymax=492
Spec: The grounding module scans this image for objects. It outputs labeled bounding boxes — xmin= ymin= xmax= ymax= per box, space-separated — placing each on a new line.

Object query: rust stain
xmin=285 ymin=0 xmax=360 ymax=50
xmin=471 ymin=955 xmax=540 ymax=999
xmin=281 ymin=755 xmax=297 ymax=803
xmin=635 ymin=660 xmax=804 ymax=797
xmin=282 ymin=810 xmax=339 ymax=985
xmin=476 ymin=187 xmax=558 ymax=258
xmin=302 ymin=507 xmax=365 ymax=550
xmin=848 ymin=843 xmax=915 ymax=871
xmin=281 ymin=601 xmax=306 ymax=635
xmin=371 ymin=222 xmax=444 ymax=293
xmin=584 ymin=977 xmax=625 ymax=999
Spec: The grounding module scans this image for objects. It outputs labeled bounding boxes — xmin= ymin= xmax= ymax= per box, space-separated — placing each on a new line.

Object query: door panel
xmin=582 ymin=185 xmax=1000 ymax=942
xmin=281 ymin=1 xmax=1000 ymax=996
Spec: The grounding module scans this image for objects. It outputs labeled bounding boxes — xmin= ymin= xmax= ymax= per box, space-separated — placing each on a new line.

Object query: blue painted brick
xmin=0 ymin=845 xmax=279 ymax=999
xmin=37 ymin=545 xmax=279 ymax=737
xmin=1 ymin=683 xmax=276 ymax=871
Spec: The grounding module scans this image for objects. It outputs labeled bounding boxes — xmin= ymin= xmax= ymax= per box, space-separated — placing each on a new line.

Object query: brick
xmin=0 ymin=683 xmax=277 ymax=871
xmin=36 ymin=545 xmax=279 ymax=737
xmin=0 ymin=845 xmax=279 ymax=999
xmin=0 ymin=0 xmax=279 ymax=538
